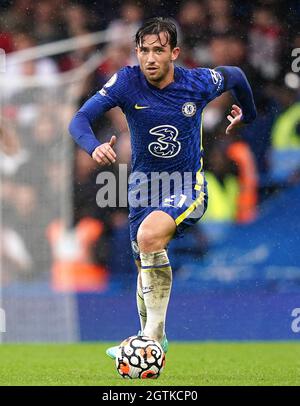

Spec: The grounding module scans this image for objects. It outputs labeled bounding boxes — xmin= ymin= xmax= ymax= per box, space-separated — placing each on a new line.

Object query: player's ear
xmin=171 ymin=47 xmax=180 ymax=61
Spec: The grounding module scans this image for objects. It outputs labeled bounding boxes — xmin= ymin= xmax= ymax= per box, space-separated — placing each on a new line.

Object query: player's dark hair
xmin=135 ymin=17 xmax=177 ymax=50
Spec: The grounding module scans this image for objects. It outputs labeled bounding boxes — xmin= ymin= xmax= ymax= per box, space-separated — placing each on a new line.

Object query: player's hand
xmin=92 ymin=135 xmax=117 ymax=166
xmin=226 ymin=104 xmax=245 ymax=136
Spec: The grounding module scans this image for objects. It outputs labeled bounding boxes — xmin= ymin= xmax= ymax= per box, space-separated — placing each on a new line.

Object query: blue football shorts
xmin=128 ymin=177 xmax=208 ymax=261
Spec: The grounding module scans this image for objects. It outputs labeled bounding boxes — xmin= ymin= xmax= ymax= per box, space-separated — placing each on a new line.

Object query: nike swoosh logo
xmin=142 ymin=286 xmax=154 ymax=294
xmin=134 ymin=104 xmax=150 ymax=110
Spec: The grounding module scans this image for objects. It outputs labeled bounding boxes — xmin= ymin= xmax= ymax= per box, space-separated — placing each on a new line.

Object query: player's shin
xmin=140 ymin=250 xmax=172 ymax=342
xmin=136 ymin=273 xmax=147 ymax=332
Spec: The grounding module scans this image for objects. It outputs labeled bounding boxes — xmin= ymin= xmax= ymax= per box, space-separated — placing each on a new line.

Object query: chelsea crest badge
xmin=182 ymin=102 xmax=197 ymax=117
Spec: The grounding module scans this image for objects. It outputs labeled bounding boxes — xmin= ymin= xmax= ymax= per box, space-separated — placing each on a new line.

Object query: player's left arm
xmin=215 ymin=66 xmax=257 ymax=135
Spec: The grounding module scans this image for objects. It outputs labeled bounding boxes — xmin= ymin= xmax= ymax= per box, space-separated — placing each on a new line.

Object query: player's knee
xmin=137 ymin=227 xmax=163 ymax=253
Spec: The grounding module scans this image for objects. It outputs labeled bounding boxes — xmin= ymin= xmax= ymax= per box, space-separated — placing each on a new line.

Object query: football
xmin=116 ymin=335 xmax=166 ymax=379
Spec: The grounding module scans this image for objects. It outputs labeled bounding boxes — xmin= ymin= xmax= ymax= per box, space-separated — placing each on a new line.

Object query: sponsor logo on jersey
xmin=148 ymin=125 xmax=181 ymax=158
xmin=209 ymin=69 xmax=223 ymax=92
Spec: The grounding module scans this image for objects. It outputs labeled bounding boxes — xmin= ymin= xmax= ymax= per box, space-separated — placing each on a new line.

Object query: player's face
xmin=136 ymin=33 xmax=180 ymax=86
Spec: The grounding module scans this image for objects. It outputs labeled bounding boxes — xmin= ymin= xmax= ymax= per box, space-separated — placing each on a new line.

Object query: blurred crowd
xmin=1 ymin=0 xmax=300 ymax=289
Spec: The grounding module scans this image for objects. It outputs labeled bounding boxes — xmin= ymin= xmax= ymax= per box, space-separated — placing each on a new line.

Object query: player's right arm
xmin=69 ymin=94 xmax=117 ymax=166
xmin=68 ymin=69 xmax=128 ymax=166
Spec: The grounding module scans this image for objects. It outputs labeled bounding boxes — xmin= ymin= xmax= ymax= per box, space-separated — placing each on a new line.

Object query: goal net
xmin=0 ymin=32 xmax=107 ymax=342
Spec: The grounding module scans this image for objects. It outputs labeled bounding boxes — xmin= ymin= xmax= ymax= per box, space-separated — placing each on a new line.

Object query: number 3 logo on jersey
xmin=148 ymin=125 xmax=181 ymax=158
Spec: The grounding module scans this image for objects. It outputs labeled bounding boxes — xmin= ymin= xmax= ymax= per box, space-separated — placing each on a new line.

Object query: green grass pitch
xmin=0 ymin=342 xmax=299 ymax=386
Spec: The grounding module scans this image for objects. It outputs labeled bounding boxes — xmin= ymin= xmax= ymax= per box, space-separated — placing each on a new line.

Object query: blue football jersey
xmin=90 ymin=65 xmax=226 ymax=214
xmin=95 ymin=65 xmax=225 ymax=179
xmin=69 ymin=62 xmax=256 ymax=248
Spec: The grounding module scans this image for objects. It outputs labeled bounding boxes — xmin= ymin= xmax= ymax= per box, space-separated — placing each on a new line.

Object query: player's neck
xmin=148 ymin=64 xmax=175 ymax=90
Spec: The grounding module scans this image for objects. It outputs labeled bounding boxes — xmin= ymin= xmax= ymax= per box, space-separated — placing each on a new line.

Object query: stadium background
xmin=0 ymin=0 xmax=300 ymax=345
